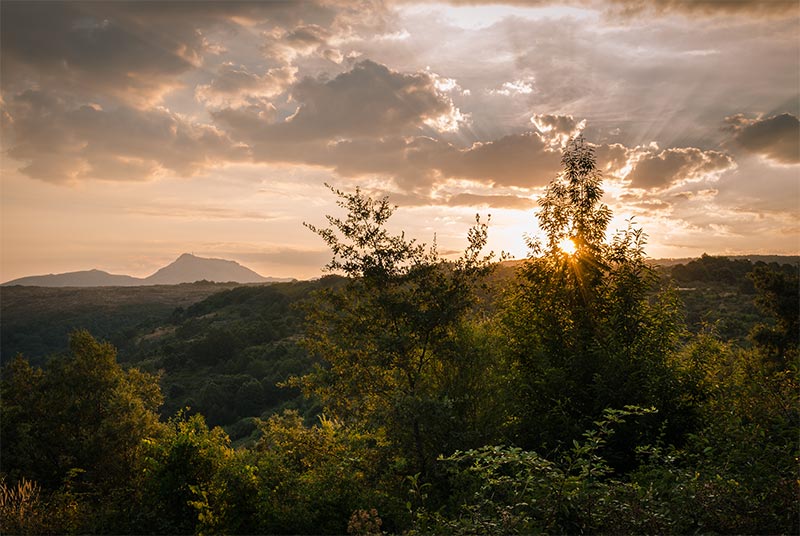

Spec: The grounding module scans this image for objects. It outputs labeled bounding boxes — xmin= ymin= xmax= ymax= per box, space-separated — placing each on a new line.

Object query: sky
xmin=1 ymin=0 xmax=798 ymax=281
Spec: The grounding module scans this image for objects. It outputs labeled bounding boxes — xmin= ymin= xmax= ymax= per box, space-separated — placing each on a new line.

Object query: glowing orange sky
xmin=1 ymin=1 xmax=798 ymax=281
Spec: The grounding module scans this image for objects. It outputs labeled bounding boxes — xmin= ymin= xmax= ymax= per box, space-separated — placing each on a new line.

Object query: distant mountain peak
xmin=3 ymin=254 xmax=294 ymax=287
xmin=143 ymin=254 xmax=269 ymax=285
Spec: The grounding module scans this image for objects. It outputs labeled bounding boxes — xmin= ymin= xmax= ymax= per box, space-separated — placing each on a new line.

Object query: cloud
xmin=531 ymin=113 xmax=586 ymax=148
xmin=0 ymin=1 xmax=366 ymax=106
xmin=195 ymin=63 xmax=297 ymax=108
xmin=289 ymin=131 xmax=561 ymax=190
xmin=725 ymin=113 xmax=800 ymax=165
xmin=445 ymin=192 xmax=536 ymax=209
xmin=261 ymin=24 xmax=344 ymax=65
xmin=432 ymin=0 xmax=798 ymax=18
xmin=288 ymin=60 xmax=463 ymax=138
xmin=214 ymin=81 xmax=563 ymax=191
xmin=4 ymin=89 xmax=247 ymax=183
xmin=601 ymin=0 xmax=799 ymax=17
xmin=1 ymin=2 xmax=211 ymax=105
xmin=625 ymin=146 xmax=735 ymax=190
xmin=214 ymin=60 xmax=461 ymax=144
xmin=439 ymin=133 xmax=563 ymax=187
xmin=489 ymin=79 xmax=535 ymax=97
xmin=205 ymin=60 xmax=570 ymax=191
xmin=594 ymin=143 xmax=631 ymax=175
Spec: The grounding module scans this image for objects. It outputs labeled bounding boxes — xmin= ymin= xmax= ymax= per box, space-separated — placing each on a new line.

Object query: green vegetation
xmin=1 ymin=138 xmax=797 ymax=534
xmin=0 ymin=282 xmax=247 ymax=365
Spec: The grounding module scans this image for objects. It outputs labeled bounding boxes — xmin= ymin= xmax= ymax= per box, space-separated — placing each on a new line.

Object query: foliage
xmin=132 ymin=411 xmax=253 ymax=535
xmin=0 ymin=282 xmax=243 ymax=365
xmin=504 ymin=137 xmax=688 ymax=459
xmin=0 ymin=331 xmax=164 ymax=533
xmin=0 ymin=280 xmax=341 ymax=436
xmin=137 ymin=280 xmax=339 ymax=430
xmin=252 ymin=410 xmax=396 ymax=534
xmin=671 ymin=253 xmax=758 ymax=288
xmin=295 ymin=185 xmax=500 ymax=474
xmin=0 ymin=476 xmax=83 ymax=535
xmin=1 ymin=331 xmax=163 ymax=493
xmin=747 ymin=262 xmax=800 ymax=365
xmin=408 ymin=407 xmax=660 ymax=535
xmin=662 ymin=255 xmax=798 ymax=344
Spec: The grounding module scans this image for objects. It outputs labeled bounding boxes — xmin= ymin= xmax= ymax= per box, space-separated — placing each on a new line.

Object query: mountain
xmin=2 ymin=254 xmax=293 ymax=287
xmin=3 ymin=269 xmax=142 ymax=287
xmin=143 ymin=253 xmax=274 ymax=285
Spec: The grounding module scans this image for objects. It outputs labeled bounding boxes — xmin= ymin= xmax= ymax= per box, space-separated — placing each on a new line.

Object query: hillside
xmin=0 ymin=281 xmax=251 ymax=363
xmin=3 ymin=254 xmax=796 ymax=443
xmin=0 ymin=276 xmax=346 ymax=442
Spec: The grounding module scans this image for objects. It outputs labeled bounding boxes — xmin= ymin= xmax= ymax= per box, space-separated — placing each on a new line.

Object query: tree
xmin=504 ymin=137 xmax=686 ymax=460
xmin=0 ymin=331 xmax=164 ymax=532
xmin=748 ymin=263 xmax=799 ymax=366
xmin=1 ymin=331 xmax=163 ymax=493
xmin=133 ymin=412 xmax=247 ymax=535
xmin=293 ymin=185 xmax=498 ymax=474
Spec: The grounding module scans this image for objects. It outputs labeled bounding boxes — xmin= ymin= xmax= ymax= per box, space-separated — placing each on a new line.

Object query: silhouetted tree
xmin=504 ymin=137 xmax=687 ymax=461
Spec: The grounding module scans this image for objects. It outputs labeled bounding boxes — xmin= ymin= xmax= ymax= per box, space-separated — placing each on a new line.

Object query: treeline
xmin=0 ymin=282 xmax=245 ymax=364
xmin=1 ymin=139 xmax=797 ymax=534
xmin=669 ymin=253 xmax=797 ymax=288
xmin=664 ymin=254 xmax=799 ymax=344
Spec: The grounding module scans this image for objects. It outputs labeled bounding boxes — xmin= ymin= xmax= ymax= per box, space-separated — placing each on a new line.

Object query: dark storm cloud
xmin=725 ymin=113 xmax=800 ymax=165
xmin=625 ymin=147 xmax=735 ymax=190
xmin=4 ymin=90 xmax=247 ymax=183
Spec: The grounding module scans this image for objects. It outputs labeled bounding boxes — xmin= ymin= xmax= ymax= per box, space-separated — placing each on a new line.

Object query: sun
xmin=558 ymin=237 xmax=577 ymax=255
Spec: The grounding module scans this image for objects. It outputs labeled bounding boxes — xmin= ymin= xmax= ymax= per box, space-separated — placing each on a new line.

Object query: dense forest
xmin=1 ymin=138 xmax=797 ymax=535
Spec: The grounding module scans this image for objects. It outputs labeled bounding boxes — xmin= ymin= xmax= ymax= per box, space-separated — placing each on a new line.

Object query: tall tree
xmin=504 ymin=137 xmax=686 ymax=460
xmin=294 ymin=185 xmax=498 ymax=474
